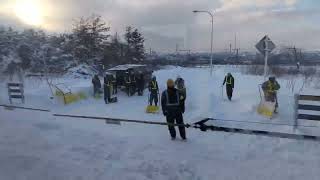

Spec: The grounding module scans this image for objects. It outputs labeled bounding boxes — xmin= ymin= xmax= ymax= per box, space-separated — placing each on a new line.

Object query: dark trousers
xmin=226 ymin=85 xmax=233 ymax=101
xmin=93 ymin=87 xmax=98 ymax=96
xmin=112 ymin=83 xmax=117 ymax=94
xmin=166 ymin=112 xmax=186 ymax=139
xmin=130 ymin=82 xmax=136 ymax=95
xmin=126 ymin=83 xmax=131 ymax=96
xmin=265 ymin=92 xmax=278 ymax=109
xmin=104 ymin=86 xmax=110 ymax=104
xmin=93 ymin=86 xmax=100 ymax=96
xmin=137 ymin=87 xmax=144 ymax=96
xmin=149 ymin=92 xmax=158 ymax=106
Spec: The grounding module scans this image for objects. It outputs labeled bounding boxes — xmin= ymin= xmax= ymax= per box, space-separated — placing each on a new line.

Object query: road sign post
xmin=255 ymin=35 xmax=276 ymax=79
xmin=264 ymin=38 xmax=269 ymax=79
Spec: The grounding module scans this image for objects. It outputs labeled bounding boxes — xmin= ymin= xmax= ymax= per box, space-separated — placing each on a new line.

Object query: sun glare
xmin=14 ymin=0 xmax=44 ymax=26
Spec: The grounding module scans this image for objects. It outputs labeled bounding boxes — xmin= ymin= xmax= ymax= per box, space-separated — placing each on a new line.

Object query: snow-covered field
xmin=1 ymin=66 xmax=320 ymax=180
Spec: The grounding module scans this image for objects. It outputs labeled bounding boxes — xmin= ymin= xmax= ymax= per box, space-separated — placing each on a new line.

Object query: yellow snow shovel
xmin=54 ymin=84 xmax=87 ymax=105
xmin=257 ymin=84 xmax=275 ymax=118
xmin=257 ymin=100 xmax=276 ymax=118
xmin=146 ymin=92 xmax=160 ymax=113
xmin=146 ymin=105 xmax=160 ymax=113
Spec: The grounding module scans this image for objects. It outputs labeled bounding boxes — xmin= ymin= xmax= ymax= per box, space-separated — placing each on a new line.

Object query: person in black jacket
xmin=149 ymin=76 xmax=159 ymax=106
xmin=92 ymin=74 xmax=101 ymax=96
xmin=130 ymin=71 xmax=137 ymax=96
xmin=175 ymin=75 xmax=186 ymax=112
xmin=161 ymin=79 xmax=186 ymax=140
xmin=222 ymin=73 xmax=235 ymax=101
xmin=104 ymin=75 xmax=111 ymax=104
xmin=136 ymin=72 xmax=145 ymax=96
xmin=124 ymin=72 xmax=131 ymax=96
xmin=111 ymin=74 xmax=117 ymax=95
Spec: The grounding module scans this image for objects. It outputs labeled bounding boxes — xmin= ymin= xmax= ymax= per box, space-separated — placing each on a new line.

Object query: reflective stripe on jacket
xmin=151 ymin=81 xmax=158 ymax=90
xmin=164 ymin=90 xmax=180 ymax=106
xmin=226 ymin=76 xmax=233 ymax=85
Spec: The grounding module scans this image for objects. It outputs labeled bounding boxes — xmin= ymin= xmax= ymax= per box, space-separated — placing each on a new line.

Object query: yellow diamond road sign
xmin=255 ymin=35 xmax=276 ymax=56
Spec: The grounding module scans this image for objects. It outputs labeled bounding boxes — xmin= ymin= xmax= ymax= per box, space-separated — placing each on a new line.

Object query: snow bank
xmin=65 ymin=64 xmax=98 ymax=79
xmin=1 ymin=66 xmax=320 ymax=180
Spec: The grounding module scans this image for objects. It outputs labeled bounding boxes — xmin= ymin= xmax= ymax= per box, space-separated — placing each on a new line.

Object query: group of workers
xmin=125 ymin=71 xmax=145 ymax=97
xmin=92 ymin=71 xmax=281 ymax=140
xmin=92 ymin=71 xmax=146 ymax=104
xmin=92 ymin=74 xmax=118 ymax=104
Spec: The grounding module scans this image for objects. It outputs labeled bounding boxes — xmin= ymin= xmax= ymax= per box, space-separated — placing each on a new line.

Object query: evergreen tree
xmin=103 ymin=34 xmax=124 ymax=65
xmin=71 ymin=15 xmax=110 ymax=64
xmin=131 ymin=28 xmax=145 ymax=62
xmin=124 ymin=26 xmax=145 ymax=63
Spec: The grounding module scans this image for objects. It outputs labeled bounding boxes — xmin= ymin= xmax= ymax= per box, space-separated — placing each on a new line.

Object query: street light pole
xmin=193 ymin=10 xmax=214 ymax=76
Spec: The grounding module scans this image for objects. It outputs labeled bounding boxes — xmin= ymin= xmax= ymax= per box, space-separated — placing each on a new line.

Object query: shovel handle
xmin=258 ymin=84 xmax=263 ymax=101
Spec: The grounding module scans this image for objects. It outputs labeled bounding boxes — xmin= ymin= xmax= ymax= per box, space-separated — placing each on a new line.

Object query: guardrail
xmin=295 ymin=94 xmax=320 ymax=126
xmin=7 ymin=83 xmax=24 ymax=104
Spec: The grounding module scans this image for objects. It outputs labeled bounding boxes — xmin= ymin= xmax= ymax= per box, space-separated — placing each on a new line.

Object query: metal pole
xmin=193 ymin=10 xmax=214 ymax=76
xmin=209 ymin=13 xmax=214 ymax=76
xmin=264 ymin=36 xmax=269 ymax=80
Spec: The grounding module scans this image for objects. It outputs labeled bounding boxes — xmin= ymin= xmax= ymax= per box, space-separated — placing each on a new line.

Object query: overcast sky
xmin=0 ymin=0 xmax=320 ymax=53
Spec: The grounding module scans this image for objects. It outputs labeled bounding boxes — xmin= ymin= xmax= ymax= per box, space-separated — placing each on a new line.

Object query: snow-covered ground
xmin=1 ymin=66 xmax=320 ymax=180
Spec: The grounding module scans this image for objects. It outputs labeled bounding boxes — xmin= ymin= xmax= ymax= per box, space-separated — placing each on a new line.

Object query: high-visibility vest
xmin=226 ymin=76 xmax=233 ymax=85
xmin=151 ymin=81 xmax=158 ymax=90
xmin=267 ymin=81 xmax=277 ymax=93
xmin=165 ymin=90 xmax=180 ymax=106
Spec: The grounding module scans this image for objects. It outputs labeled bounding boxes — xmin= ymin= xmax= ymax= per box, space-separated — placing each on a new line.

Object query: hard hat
xmin=167 ymin=79 xmax=175 ymax=88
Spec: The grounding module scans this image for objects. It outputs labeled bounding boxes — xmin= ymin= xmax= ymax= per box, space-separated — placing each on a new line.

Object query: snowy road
xmin=2 ymin=108 xmax=320 ymax=180
xmin=1 ymin=66 xmax=320 ymax=179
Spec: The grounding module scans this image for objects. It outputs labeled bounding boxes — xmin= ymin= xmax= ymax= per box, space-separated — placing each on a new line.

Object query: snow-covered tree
xmin=70 ymin=15 xmax=111 ymax=64
xmin=124 ymin=26 xmax=145 ymax=63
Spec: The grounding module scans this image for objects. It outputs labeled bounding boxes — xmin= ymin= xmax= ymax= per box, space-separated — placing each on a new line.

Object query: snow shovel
xmin=257 ymin=84 xmax=275 ymax=118
xmin=94 ymin=91 xmax=103 ymax=99
xmin=146 ymin=92 xmax=160 ymax=114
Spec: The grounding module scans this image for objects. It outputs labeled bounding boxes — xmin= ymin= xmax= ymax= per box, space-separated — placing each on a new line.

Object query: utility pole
xmin=234 ymin=34 xmax=237 ymax=54
xmin=176 ymin=44 xmax=179 ymax=54
xmin=233 ymin=34 xmax=240 ymax=61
